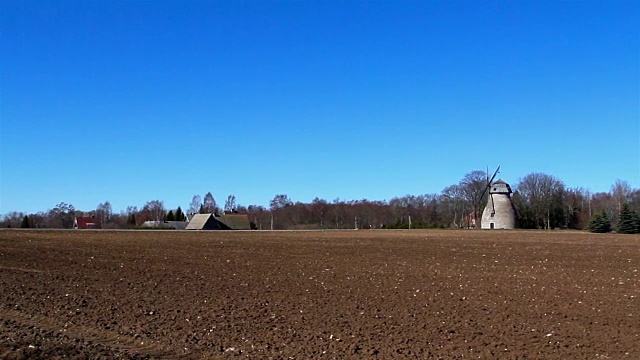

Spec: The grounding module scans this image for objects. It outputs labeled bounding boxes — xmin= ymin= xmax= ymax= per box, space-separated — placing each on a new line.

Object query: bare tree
xmin=442 ymin=184 xmax=466 ymax=227
xmin=247 ymin=205 xmax=268 ymax=230
xmin=310 ymin=197 xmax=329 ymax=227
xmin=268 ymin=194 xmax=293 ymax=229
xmin=590 ymin=192 xmax=615 ymax=221
xmin=611 ymin=179 xmax=632 ymax=215
xmin=0 ymin=212 xmax=26 ymax=228
xmin=202 ymin=192 xmax=218 ymax=214
xmin=515 ymin=173 xmax=565 ymax=229
xmin=389 ymin=196 xmax=412 ymax=226
xmin=142 ymin=200 xmax=165 ymax=222
xmin=460 ymin=170 xmax=488 ymax=227
xmin=188 ymin=195 xmax=201 ymax=216
xmin=270 ymin=194 xmax=293 ymax=210
xmin=96 ymin=201 xmax=112 ymax=226
xmin=124 ymin=206 xmax=138 ymax=227
xmin=563 ymin=187 xmax=590 ymax=230
xmin=104 ymin=211 xmax=130 ymax=229
xmin=224 ymin=195 xmax=237 ymax=213
xmin=49 ymin=202 xmax=76 ymax=228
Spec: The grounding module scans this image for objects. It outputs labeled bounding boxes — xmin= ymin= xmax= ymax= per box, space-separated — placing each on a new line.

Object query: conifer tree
xmin=617 ymin=203 xmax=640 ymax=234
xmin=20 ymin=215 xmax=30 ymax=228
xmin=166 ymin=210 xmax=175 ymax=221
xmin=175 ymin=207 xmax=185 ymax=221
xmin=588 ymin=210 xmax=612 ymax=233
xmin=127 ymin=213 xmax=136 ymax=227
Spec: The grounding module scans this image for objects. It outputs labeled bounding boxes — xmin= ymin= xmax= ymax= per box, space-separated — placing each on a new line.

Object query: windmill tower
xmin=480 ymin=167 xmax=517 ymax=229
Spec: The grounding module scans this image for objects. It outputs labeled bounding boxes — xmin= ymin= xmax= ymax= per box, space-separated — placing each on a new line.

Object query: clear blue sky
xmin=1 ymin=0 xmax=639 ymax=214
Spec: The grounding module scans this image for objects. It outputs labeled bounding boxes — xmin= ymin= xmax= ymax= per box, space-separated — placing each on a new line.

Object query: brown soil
xmin=0 ymin=230 xmax=638 ymax=359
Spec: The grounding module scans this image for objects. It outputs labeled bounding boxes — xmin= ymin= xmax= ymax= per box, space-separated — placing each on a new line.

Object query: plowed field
xmin=0 ymin=230 xmax=638 ymax=359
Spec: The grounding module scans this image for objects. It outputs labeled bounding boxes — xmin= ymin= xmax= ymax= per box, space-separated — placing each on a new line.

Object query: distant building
xmin=216 ymin=214 xmax=252 ymax=230
xmin=140 ymin=221 xmax=188 ymax=229
xmin=74 ymin=216 xmax=101 ymax=229
xmin=185 ymin=213 xmax=251 ymax=230
xmin=185 ymin=214 xmax=220 ymax=230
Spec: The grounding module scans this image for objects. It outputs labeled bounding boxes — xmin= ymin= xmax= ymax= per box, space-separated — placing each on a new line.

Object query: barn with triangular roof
xmin=185 ymin=214 xmax=221 ymax=230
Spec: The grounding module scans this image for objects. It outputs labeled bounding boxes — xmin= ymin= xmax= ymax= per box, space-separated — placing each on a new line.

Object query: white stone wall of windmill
xmin=480 ymin=166 xmax=517 ymax=229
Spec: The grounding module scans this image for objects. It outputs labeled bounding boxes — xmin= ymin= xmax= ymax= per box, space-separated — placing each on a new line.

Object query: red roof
xmin=75 ymin=216 xmax=101 ymax=229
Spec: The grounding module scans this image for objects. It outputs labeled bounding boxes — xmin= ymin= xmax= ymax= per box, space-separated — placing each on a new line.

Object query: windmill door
xmin=490 ymin=223 xmax=494 ymax=229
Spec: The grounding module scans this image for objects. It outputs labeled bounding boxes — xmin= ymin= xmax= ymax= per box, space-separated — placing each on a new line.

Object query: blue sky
xmin=1 ymin=0 xmax=638 ymax=214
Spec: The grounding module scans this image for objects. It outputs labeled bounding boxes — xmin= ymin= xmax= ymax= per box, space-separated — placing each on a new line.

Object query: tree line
xmin=2 ymin=171 xmax=639 ymax=233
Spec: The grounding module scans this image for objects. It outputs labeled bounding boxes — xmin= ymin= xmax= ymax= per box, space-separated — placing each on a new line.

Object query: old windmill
xmin=480 ymin=166 xmax=517 ymax=229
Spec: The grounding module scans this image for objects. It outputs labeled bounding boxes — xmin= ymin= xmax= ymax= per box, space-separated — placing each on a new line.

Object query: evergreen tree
xmin=617 ymin=203 xmax=640 ymax=234
xmin=175 ymin=207 xmax=185 ymax=221
xmin=588 ymin=210 xmax=612 ymax=233
xmin=166 ymin=210 xmax=175 ymax=221
xmin=127 ymin=213 xmax=136 ymax=226
xmin=20 ymin=215 xmax=30 ymax=228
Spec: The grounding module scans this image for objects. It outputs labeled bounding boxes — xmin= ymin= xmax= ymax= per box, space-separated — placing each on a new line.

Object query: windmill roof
xmin=493 ymin=179 xmax=509 ymax=185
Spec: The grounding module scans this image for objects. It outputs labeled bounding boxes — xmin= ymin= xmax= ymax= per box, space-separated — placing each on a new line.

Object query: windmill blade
xmin=479 ymin=183 xmax=490 ymax=202
xmin=491 ymin=193 xmax=496 ymax=214
xmin=488 ymin=166 xmax=500 ymax=185
xmin=480 ymin=166 xmax=501 ymax=200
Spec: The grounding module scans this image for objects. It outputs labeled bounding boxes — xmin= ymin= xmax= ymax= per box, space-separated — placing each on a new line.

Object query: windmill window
xmin=490 ymin=213 xmax=494 ymax=217
xmin=493 ymin=187 xmax=497 ymax=191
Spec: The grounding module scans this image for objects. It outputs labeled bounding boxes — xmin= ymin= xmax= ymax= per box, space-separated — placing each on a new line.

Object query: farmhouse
xmin=73 ymin=216 xmax=101 ymax=229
